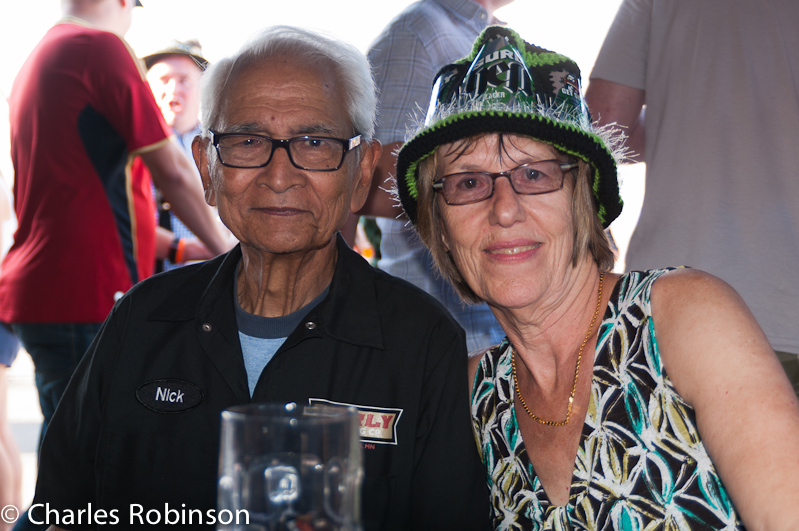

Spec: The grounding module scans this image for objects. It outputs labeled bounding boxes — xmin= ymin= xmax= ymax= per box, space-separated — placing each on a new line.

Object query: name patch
xmin=136 ymin=379 xmax=203 ymax=413
xmin=309 ymin=398 xmax=403 ymax=446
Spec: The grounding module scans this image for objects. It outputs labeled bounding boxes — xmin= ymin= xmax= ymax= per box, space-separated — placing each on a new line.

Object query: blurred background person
xmin=585 ymin=0 xmax=799 ymax=398
xmin=397 ymin=27 xmax=799 ymax=528
xmin=142 ymin=39 xmax=232 ymax=271
xmin=356 ymin=0 xmax=514 ymax=353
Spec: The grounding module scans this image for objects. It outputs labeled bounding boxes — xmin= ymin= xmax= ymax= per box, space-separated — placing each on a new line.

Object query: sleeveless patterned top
xmin=471 ymin=269 xmax=746 ymax=530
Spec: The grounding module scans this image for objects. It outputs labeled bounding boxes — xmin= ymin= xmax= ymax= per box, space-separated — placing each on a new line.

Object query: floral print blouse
xmin=471 ymin=269 xmax=746 ymax=530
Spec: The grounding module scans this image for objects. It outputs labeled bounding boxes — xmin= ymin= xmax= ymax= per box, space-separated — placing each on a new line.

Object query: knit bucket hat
xmin=396 ymin=26 xmax=622 ymax=228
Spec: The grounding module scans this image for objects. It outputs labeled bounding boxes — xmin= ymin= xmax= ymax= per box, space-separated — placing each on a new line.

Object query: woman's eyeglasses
xmin=432 ymin=160 xmax=578 ymax=205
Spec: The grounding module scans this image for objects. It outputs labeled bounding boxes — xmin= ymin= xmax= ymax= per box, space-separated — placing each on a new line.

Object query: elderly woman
xmin=395 ymin=27 xmax=799 ymax=529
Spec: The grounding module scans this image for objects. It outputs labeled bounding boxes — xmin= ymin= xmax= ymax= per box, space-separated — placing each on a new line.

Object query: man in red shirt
xmin=0 ymin=0 xmax=228 ymax=464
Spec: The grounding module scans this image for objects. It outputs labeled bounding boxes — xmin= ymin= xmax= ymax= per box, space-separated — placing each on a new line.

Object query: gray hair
xmin=199 ymin=25 xmax=377 ymax=140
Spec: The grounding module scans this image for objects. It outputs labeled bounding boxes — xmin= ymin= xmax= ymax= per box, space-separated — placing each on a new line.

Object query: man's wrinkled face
xmin=196 ymin=56 xmax=372 ymax=257
xmin=146 ymin=55 xmax=202 ymax=135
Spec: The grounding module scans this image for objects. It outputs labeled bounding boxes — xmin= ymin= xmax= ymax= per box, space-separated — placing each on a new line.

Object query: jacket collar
xmin=306 ymin=234 xmax=384 ymax=350
xmin=151 ymin=235 xmax=384 ymax=350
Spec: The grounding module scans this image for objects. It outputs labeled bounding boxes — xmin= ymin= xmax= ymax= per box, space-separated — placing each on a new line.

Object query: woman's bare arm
xmin=652 ymin=268 xmax=799 ymax=530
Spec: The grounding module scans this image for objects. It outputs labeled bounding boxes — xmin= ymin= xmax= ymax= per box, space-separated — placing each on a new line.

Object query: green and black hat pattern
xmin=396 ymin=26 xmax=623 ymax=228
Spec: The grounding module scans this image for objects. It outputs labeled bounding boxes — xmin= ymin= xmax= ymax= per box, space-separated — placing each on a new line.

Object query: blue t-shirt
xmin=235 ymin=277 xmax=329 ymax=395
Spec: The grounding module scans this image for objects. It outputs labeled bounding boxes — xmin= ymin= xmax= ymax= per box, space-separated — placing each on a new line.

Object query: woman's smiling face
xmin=437 ymin=134 xmax=576 ymax=311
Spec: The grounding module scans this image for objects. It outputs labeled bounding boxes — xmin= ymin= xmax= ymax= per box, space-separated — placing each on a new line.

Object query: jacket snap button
xmin=305 ymin=321 xmax=316 ymax=330
xmin=202 ymin=323 xmax=212 ymax=332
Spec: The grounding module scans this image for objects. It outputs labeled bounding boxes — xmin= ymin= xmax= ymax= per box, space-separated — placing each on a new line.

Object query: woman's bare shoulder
xmin=650 ymin=268 xmax=775 ymax=404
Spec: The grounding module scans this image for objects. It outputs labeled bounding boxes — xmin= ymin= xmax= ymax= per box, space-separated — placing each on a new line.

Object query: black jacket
xmin=33 ymin=237 xmax=490 ymax=530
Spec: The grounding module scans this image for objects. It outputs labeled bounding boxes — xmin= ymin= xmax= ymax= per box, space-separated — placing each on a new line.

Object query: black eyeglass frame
xmin=209 ymin=131 xmax=362 ymax=171
xmin=431 ymin=160 xmax=579 ymax=205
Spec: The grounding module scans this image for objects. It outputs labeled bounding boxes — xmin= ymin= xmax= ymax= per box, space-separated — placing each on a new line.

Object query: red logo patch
xmin=309 ymin=398 xmax=403 ymax=445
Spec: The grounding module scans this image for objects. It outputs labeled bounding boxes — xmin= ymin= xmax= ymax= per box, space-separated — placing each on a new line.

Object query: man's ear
xmin=350 ymin=140 xmax=382 ymax=213
xmin=192 ymin=136 xmax=217 ymax=207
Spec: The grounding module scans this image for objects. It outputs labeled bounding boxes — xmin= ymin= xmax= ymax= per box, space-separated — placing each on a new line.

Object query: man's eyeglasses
xmin=432 ymin=160 xmax=579 ymax=205
xmin=209 ymin=131 xmax=362 ymax=171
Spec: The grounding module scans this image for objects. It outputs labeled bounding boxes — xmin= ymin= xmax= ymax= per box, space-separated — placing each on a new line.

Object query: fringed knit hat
xmin=396 ymin=26 xmax=623 ymax=228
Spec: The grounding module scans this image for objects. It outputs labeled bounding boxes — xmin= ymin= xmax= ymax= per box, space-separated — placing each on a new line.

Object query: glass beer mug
xmin=217 ymin=403 xmax=363 ymax=531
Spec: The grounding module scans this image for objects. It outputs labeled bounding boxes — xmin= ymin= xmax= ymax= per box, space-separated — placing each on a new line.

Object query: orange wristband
xmin=173 ymin=237 xmax=187 ymax=264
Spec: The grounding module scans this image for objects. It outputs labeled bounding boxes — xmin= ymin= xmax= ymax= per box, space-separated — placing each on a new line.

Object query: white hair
xmin=199 ymin=25 xmax=377 ymax=141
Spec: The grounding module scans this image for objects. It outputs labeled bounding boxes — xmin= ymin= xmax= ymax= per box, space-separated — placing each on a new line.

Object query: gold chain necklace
xmin=512 ymin=271 xmax=604 ymax=427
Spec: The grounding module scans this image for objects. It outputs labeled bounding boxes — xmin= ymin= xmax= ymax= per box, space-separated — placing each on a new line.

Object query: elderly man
xmin=30 ymin=26 xmax=489 ymax=531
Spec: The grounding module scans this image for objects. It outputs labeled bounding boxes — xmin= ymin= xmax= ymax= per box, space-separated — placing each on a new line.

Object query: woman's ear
xmin=440 ymin=227 xmax=451 ymax=252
